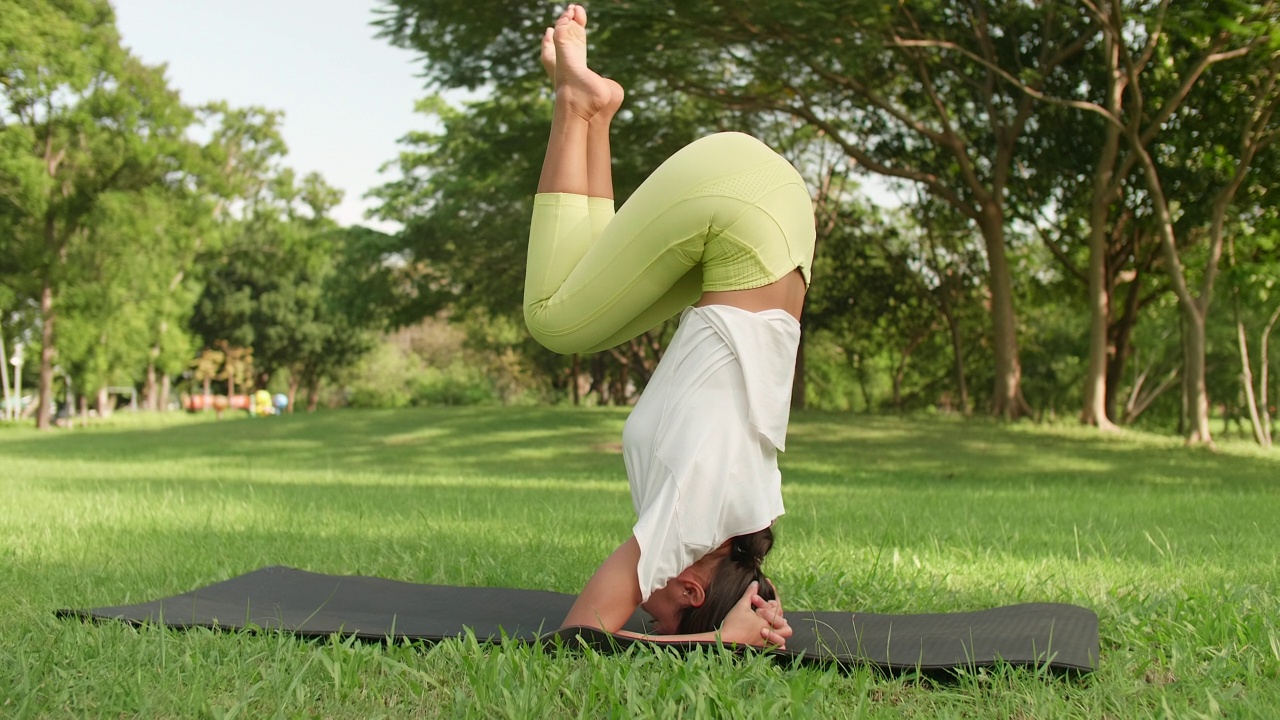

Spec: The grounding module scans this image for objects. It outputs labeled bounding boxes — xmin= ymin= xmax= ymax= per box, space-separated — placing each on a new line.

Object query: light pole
xmin=10 ymin=343 xmax=23 ymax=422
xmin=0 ymin=330 xmax=10 ymax=422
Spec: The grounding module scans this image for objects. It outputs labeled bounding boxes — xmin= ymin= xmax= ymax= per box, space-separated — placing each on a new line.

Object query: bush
xmin=411 ymin=362 xmax=496 ymax=406
xmin=343 ymin=340 xmax=502 ymax=409
xmin=345 ymin=343 xmax=418 ymax=409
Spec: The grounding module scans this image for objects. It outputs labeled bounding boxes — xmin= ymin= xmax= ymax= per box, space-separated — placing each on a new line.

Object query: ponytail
xmin=676 ymin=527 xmax=776 ymax=635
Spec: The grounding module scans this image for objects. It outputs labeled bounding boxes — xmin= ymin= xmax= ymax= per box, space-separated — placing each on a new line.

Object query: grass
xmin=1 ymin=407 xmax=1278 ymax=718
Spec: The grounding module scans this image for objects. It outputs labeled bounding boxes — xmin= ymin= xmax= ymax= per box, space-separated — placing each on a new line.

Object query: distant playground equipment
xmin=182 ymin=391 xmax=289 ymax=417
xmin=182 ymin=393 xmax=251 ymax=414
xmin=250 ymin=386 xmax=276 ymax=415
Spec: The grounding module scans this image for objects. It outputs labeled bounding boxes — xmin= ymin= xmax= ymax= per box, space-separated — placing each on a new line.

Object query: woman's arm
xmin=560 ymin=537 xmax=646 ymax=633
xmin=615 ymin=583 xmax=791 ymax=648
xmin=560 ymin=537 xmax=792 ymax=648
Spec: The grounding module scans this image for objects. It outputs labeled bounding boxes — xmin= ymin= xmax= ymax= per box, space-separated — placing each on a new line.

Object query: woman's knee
xmin=672 ymin=132 xmax=778 ymax=169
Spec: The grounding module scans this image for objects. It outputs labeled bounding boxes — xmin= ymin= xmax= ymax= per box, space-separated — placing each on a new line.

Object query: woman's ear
xmin=680 ymin=577 xmax=707 ymax=608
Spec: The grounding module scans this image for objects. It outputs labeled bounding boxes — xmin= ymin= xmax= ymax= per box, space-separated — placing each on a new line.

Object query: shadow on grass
xmin=787 ymin=412 xmax=1280 ymax=490
xmin=5 ymin=408 xmax=1277 ymax=491
xmin=2 ymin=407 xmax=630 ymax=480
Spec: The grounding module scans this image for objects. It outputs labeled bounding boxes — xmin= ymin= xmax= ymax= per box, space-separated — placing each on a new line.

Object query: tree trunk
xmin=143 ymin=357 xmax=158 ymax=411
xmin=1138 ymin=139 xmax=1215 ymax=445
xmin=62 ymin=373 xmax=74 ymax=427
xmin=37 ymin=278 xmax=55 ymax=430
xmin=97 ymin=386 xmax=112 ymax=417
xmin=978 ymin=209 xmax=1029 ymax=419
xmin=1236 ymin=311 xmax=1267 ymax=447
xmin=1261 ymin=305 xmax=1279 ymax=446
xmin=159 ymin=373 xmax=171 ymax=411
xmin=287 ymin=374 xmax=300 ymax=413
xmin=853 ymin=351 xmax=873 ymax=411
xmin=589 ymin=354 xmax=605 ymax=404
xmin=1082 ymin=107 xmax=1122 ymax=429
xmin=940 ymin=292 xmax=970 ymax=415
xmin=1123 ymin=366 xmax=1178 ymax=425
xmin=0 ymin=319 xmax=11 ymax=421
xmin=1182 ymin=306 xmax=1213 ymax=445
xmin=892 ymin=326 xmax=932 ymax=412
xmin=1237 ymin=297 xmax=1279 ymax=448
xmin=1177 ymin=315 xmax=1187 ymax=437
xmin=306 ymin=382 xmax=319 ymax=412
xmin=1105 ymin=261 xmax=1146 ymax=423
xmin=615 ymin=353 xmax=630 ymax=406
xmin=572 ymin=354 xmax=581 ymax=406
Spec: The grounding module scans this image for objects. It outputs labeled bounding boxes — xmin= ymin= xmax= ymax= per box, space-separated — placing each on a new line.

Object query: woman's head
xmin=675 ymin=527 xmax=776 ymax=635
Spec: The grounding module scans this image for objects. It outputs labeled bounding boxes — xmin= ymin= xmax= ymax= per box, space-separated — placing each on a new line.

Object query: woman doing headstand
xmin=527 ymin=5 xmax=813 ymax=648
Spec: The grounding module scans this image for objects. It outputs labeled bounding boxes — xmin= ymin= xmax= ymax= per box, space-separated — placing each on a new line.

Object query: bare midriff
xmin=696 ymin=269 xmax=806 ymax=322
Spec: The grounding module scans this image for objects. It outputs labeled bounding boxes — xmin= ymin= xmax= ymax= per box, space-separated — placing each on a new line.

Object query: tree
xmin=1119 ymin=2 xmax=1277 ymax=444
xmin=376 ymin=0 xmax=1098 ymax=418
xmin=1223 ymin=131 xmax=1280 ymax=446
xmin=0 ymin=0 xmax=195 ymax=428
xmin=947 ymin=0 xmax=1278 ymax=442
xmin=190 ymin=164 xmax=393 ymax=412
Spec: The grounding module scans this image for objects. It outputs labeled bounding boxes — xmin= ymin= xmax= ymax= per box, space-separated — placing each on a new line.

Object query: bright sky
xmin=111 ymin=0 xmax=426 ymax=231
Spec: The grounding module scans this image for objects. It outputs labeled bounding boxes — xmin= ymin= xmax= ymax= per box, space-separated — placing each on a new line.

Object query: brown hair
xmin=676 ymin=527 xmax=776 ymax=635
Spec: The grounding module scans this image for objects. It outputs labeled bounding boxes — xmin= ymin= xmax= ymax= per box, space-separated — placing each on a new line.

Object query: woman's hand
xmin=718 ymin=581 xmax=793 ymax=648
xmin=752 ymin=593 xmax=789 ymax=644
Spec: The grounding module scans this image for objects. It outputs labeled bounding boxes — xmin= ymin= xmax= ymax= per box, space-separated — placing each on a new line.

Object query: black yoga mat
xmin=59 ymin=566 xmax=1099 ymax=674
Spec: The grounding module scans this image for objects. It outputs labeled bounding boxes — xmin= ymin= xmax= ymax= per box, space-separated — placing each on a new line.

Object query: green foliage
xmin=344 ymin=344 xmax=497 ymax=409
xmin=368 ymin=92 xmax=552 ymax=322
xmin=371 ymin=0 xmax=1280 ymax=438
xmin=342 ymin=312 xmax=551 ymax=409
xmin=344 ymin=342 xmax=417 ymax=408
xmin=5 ymin=0 xmax=1278 ymax=438
xmin=1 ymin=4 xmax=396 ymax=421
xmin=0 ymin=0 xmax=204 ymax=424
xmin=802 ymin=330 xmax=882 ymax=412
xmin=374 ymin=0 xmax=1099 ymax=417
xmin=185 ymin=105 xmax=398 ymax=405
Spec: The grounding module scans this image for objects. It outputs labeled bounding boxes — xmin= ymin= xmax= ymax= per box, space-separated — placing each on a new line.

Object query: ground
xmin=2 ymin=408 xmax=1277 ymax=717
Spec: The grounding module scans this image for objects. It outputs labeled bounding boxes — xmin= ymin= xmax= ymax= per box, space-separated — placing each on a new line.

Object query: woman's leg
xmin=535 ymin=5 xmax=611 ymax=196
xmin=539 ymin=13 xmax=620 ymax=235
xmin=528 ymin=6 xmax=649 ymax=352
xmin=526 ymin=131 xmax=812 ymax=354
xmin=525 ymin=9 xmax=815 ymax=355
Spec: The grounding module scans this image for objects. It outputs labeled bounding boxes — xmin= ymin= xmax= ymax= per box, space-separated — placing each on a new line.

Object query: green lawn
xmin=2 ymin=408 xmax=1278 ymax=718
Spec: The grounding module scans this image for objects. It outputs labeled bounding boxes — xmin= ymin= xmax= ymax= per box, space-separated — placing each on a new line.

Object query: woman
xmin=526 ymin=5 xmax=812 ymax=648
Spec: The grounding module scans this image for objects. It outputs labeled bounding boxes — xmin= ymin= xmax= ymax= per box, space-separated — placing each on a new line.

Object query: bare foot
xmin=546 ymin=4 xmax=624 ymax=121
xmin=542 ymin=25 xmax=625 ymax=121
xmin=540 ymin=27 xmax=557 ymax=80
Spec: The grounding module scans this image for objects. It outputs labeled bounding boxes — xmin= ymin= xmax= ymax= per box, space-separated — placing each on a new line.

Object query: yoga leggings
xmin=524 ymin=132 xmax=815 ymax=354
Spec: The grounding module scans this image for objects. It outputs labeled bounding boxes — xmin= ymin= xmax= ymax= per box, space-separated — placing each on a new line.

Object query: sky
xmin=111 ymin=0 xmax=429 ymax=231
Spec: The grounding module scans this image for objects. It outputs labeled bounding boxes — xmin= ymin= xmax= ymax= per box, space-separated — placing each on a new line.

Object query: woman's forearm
xmin=559 ymin=537 xmax=643 ymax=632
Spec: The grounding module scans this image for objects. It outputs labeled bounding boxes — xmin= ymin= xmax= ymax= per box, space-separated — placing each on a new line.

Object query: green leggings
xmin=524 ymin=132 xmax=815 ymax=354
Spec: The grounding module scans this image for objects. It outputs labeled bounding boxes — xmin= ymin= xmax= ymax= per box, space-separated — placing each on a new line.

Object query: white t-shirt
xmin=622 ymin=305 xmax=800 ymax=601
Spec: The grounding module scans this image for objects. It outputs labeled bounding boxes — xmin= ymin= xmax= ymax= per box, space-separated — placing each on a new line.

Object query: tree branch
xmin=784 ymin=99 xmax=977 ymax=218
xmin=796 ymin=55 xmax=950 ymax=146
xmin=891 ymin=38 xmax=1123 ymax=128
